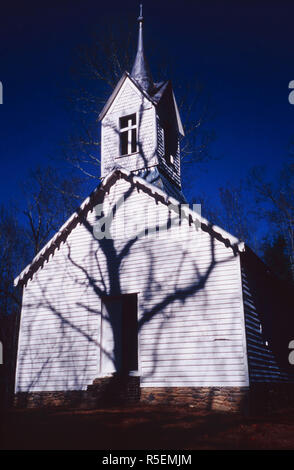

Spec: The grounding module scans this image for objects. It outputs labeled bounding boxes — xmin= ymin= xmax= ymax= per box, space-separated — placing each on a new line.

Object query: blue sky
xmin=0 ymin=0 xmax=293 ymax=209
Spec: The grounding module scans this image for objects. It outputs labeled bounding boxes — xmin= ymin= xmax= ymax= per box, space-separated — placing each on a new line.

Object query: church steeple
xmin=99 ymin=6 xmax=186 ymax=202
xmin=131 ymin=4 xmax=153 ymax=93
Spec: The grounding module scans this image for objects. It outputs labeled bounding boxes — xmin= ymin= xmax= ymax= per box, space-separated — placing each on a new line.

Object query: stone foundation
xmin=141 ymin=386 xmax=249 ymax=413
xmin=13 ymin=381 xmax=294 ymax=414
xmin=141 ymin=383 xmax=294 ymax=414
xmin=14 ymin=375 xmax=140 ymax=410
xmin=13 ymin=390 xmax=88 ymax=409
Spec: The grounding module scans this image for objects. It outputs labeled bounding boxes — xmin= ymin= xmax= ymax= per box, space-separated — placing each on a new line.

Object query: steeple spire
xmin=131 ymin=4 xmax=153 ymax=93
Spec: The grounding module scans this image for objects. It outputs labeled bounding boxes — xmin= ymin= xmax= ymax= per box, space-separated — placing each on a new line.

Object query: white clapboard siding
xmin=15 ymin=216 xmax=102 ymax=392
xmin=101 ymin=77 xmax=157 ymax=177
xmin=15 ymin=172 xmax=249 ymax=393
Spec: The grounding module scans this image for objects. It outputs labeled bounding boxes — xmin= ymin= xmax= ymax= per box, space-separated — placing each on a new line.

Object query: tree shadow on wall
xmin=15 ymin=106 xmax=243 ymax=409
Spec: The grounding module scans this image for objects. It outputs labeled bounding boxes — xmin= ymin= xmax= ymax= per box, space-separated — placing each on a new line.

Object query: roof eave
xmin=98 ymin=71 xmax=157 ymax=122
xmin=98 ymin=72 xmax=128 ymax=122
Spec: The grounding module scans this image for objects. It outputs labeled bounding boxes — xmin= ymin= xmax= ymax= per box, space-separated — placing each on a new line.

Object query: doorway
xmin=100 ymin=294 xmax=138 ymax=375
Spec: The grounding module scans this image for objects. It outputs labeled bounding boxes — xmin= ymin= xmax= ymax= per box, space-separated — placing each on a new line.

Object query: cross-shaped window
xmin=119 ymin=113 xmax=137 ymax=156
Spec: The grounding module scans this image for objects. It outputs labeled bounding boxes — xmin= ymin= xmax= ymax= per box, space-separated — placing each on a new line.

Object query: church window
xmin=119 ymin=113 xmax=137 ymax=156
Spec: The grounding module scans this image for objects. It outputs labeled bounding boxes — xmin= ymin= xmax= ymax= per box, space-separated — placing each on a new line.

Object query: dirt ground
xmin=1 ymin=404 xmax=294 ymax=450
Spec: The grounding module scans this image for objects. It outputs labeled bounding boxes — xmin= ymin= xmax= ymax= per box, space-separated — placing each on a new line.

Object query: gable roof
xmin=14 ymin=168 xmax=244 ymax=288
xmin=98 ymin=72 xmax=185 ymax=136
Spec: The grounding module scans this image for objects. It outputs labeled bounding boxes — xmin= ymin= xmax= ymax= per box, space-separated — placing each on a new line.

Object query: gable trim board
xmin=98 ymin=73 xmax=155 ymax=121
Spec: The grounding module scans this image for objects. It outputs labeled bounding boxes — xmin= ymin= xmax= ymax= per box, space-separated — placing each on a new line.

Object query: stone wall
xmin=14 ymin=375 xmax=140 ymax=410
xmin=141 ymin=384 xmax=294 ymax=414
xmin=14 ymin=390 xmax=88 ymax=409
xmin=140 ymin=386 xmax=249 ymax=413
xmin=13 ymin=382 xmax=294 ymax=414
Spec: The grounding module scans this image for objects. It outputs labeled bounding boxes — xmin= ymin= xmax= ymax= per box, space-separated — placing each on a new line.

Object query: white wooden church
xmin=14 ymin=10 xmax=294 ymax=413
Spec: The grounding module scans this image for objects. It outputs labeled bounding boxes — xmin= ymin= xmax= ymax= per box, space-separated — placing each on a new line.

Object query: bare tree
xmin=191 ymin=181 xmax=259 ymax=253
xmin=249 ymin=161 xmax=294 ymax=281
xmin=62 ymin=21 xmax=215 ymax=184
xmin=218 ymin=183 xmax=258 ymax=248
xmin=0 ymin=167 xmax=86 ymax=407
xmin=22 ymin=166 xmax=84 ymax=256
xmin=261 ymin=234 xmax=292 ymax=282
xmin=0 ymin=206 xmax=30 ymax=407
xmin=0 ymin=206 xmax=29 ymax=310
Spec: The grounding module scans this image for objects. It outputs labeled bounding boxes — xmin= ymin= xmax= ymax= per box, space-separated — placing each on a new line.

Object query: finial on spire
xmin=131 ymin=4 xmax=153 ymax=93
xmin=138 ymin=4 xmax=143 ymax=22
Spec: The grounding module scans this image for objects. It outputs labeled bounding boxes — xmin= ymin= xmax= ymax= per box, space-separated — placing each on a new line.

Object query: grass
xmin=1 ymin=404 xmax=294 ymax=450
